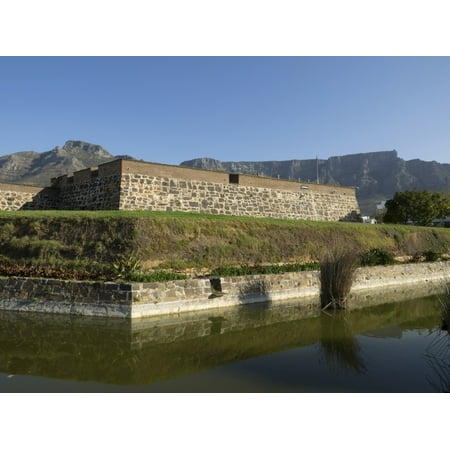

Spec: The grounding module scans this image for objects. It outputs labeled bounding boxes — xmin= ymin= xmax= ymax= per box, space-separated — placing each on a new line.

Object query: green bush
xmin=0 ymin=222 xmax=15 ymax=243
xmin=112 ymin=254 xmax=187 ymax=282
xmin=422 ymin=250 xmax=441 ymax=262
xmin=210 ymin=262 xmax=319 ymax=277
xmin=360 ymin=248 xmax=395 ymax=266
xmin=112 ymin=253 xmax=142 ymax=279
xmin=125 ymin=270 xmax=187 ymax=282
xmin=2 ymin=236 xmax=68 ymax=260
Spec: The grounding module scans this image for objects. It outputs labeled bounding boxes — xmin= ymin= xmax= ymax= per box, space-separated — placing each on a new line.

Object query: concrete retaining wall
xmin=0 ymin=261 xmax=449 ymax=318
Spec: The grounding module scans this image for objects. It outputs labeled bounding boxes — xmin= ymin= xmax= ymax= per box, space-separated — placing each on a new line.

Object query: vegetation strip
xmin=1 ymin=211 xmax=450 ymax=282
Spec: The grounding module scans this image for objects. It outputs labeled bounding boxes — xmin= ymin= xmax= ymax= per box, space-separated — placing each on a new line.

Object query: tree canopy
xmin=383 ymin=190 xmax=450 ymax=226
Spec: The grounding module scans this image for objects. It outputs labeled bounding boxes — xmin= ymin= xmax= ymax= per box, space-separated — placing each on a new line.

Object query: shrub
xmin=0 ymin=261 xmax=111 ymax=281
xmin=411 ymin=252 xmax=423 ymax=263
xmin=2 ymin=236 xmax=69 ymax=260
xmin=112 ymin=253 xmax=142 ymax=280
xmin=210 ymin=262 xmax=319 ymax=277
xmin=320 ymin=245 xmax=358 ymax=309
xmin=422 ymin=250 xmax=441 ymax=262
xmin=112 ymin=254 xmax=187 ymax=282
xmin=124 ymin=270 xmax=187 ymax=282
xmin=360 ymin=248 xmax=395 ymax=266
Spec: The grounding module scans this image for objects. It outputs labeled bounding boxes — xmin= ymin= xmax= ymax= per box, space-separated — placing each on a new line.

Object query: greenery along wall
xmin=1 ymin=211 xmax=450 ymax=280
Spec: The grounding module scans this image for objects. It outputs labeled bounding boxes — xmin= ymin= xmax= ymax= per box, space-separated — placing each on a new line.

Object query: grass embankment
xmin=1 ymin=210 xmax=450 ymax=281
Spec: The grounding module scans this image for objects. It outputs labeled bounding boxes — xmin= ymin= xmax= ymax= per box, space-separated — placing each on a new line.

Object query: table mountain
xmin=0 ymin=140 xmax=133 ymax=186
xmin=181 ymin=150 xmax=450 ymax=216
xmin=3 ymin=142 xmax=449 ymax=217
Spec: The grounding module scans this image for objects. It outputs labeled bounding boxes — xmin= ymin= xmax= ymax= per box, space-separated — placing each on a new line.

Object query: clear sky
xmin=2 ymin=56 xmax=450 ymax=165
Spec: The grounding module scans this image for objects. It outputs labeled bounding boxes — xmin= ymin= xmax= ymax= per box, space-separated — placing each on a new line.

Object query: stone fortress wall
xmin=0 ymin=159 xmax=360 ymax=221
xmin=0 ymin=183 xmax=43 ymax=210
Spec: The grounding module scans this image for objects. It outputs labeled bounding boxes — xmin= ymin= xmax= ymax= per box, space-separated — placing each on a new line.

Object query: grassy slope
xmin=1 ymin=210 xmax=450 ymax=277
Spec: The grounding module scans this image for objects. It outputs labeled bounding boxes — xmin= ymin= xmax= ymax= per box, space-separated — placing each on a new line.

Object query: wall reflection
xmin=0 ymin=295 xmax=443 ymax=390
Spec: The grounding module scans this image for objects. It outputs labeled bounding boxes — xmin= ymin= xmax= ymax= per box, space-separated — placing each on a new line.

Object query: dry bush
xmin=320 ymin=241 xmax=358 ymax=310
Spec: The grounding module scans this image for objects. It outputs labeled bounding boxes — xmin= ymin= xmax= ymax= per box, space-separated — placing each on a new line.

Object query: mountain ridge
xmin=0 ymin=140 xmax=134 ymax=186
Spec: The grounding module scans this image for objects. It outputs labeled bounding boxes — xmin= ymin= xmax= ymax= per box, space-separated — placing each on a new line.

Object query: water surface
xmin=0 ymin=295 xmax=448 ymax=392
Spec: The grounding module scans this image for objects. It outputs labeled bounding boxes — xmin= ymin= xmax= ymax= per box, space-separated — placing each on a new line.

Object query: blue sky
xmin=2 ymin=56 xmax=450 ymax=164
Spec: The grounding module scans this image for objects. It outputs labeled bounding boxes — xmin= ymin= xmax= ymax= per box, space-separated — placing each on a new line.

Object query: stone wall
xmin=54 ymin=161 xmax=122 ymax=210
xmin=0 ymin=183 xmax=46 ymax=210
xmin=0 ymin=159 xmax=360 ymax=221
xmin=0 ymin=276 xmax=213 ymax=318
xmin=0 ymin=277 xmax=133 ymax=304
xmin=118 ymin=171 xmax=359 ymax=221
xmin=213 ymin=261 xmax=450 ymax=297
xmin=1 ymin=261 xmax=449 ymax=318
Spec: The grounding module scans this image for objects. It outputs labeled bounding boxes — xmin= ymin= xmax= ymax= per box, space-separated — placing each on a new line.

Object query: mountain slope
xmin=181 ymin=151 xmax=450 ymax=215
xmin=0 ymin=140 xmax=133 ymax=186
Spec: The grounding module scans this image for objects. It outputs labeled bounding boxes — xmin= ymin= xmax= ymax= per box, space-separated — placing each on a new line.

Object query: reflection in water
xmin=0 ymin=295 xmax=447 ymax=392
xmin=424 ymin=330 xmax=450 ymax=392
xmin=208 ymin=317 xmax=226 ymax=335
xmin=423 ymin=295 xmax=450 ymax=392
xmin=319 ymin=311 xmax=366 ymax=374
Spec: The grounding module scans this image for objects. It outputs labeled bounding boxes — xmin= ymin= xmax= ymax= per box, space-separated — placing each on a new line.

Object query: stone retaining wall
xmin=0 ymin=261 xmax=449 ymax=318
xmin=354 ymin=261 xmax=450 ymax=290
xmin=0 ymin=277 xmax=133 ymax=304
xmin=211 ymin=261 xmax=450 ymax=303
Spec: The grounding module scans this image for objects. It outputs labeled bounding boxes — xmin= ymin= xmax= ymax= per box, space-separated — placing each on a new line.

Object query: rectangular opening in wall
xmin=229 ymin=174 xmax=239 ymax=184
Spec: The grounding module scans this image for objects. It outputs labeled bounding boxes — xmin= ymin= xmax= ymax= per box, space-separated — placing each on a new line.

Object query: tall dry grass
xmin=319 ymin=241 xmax=358 ymax=310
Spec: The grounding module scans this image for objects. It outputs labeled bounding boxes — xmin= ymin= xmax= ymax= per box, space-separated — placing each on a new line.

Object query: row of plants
xmin=209 ymin=261 xmax=319 ymax=277
xmin=0 ymin=253 xmax=187 ymax=283
xmin=112 ymin=254 xmax=187 ymax=282
xmin=0 ymin=245 xmax=447 ymax=282
xmin=0 ymin=258 xmax=112 ymax=281
xmin=210 ymin=247 xmax=449 ymax=278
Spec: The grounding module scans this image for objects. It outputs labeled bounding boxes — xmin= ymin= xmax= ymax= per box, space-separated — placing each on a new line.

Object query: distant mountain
xmin=181 ymin=151 xmax=450 ymax=216
xmin=3 ymin=142 xmax=449 ymax=217
xmin=0 ymin=140 xmax=134 ymax=186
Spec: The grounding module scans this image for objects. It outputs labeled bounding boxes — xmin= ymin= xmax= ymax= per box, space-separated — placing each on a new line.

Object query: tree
xmin=383 ymin=190 xmax=450 ymax=226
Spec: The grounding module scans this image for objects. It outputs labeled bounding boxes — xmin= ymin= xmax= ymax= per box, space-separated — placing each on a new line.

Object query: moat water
xmin=0 ymin=295 xmax=449 ymax=392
